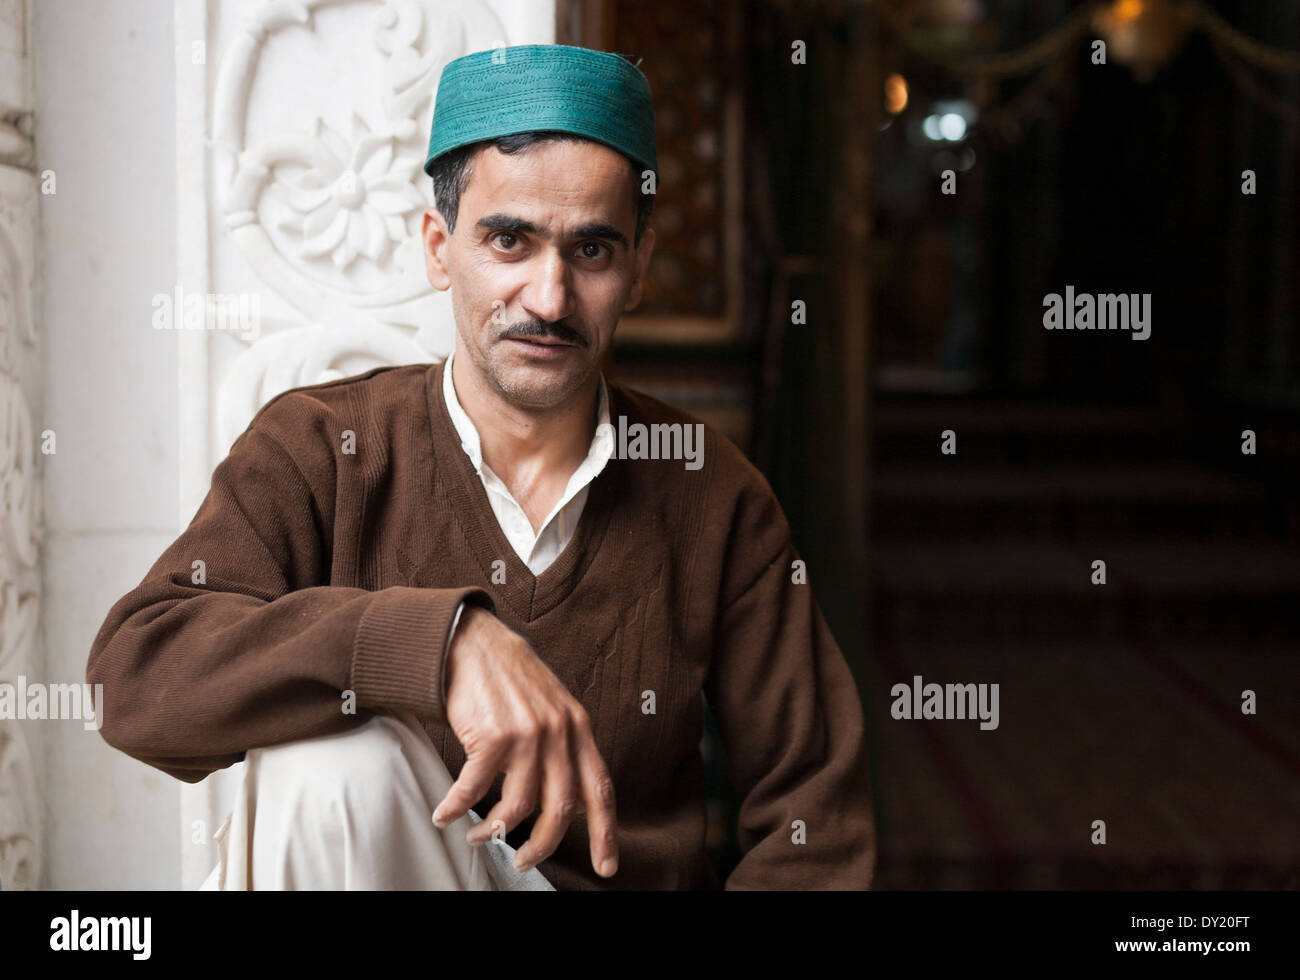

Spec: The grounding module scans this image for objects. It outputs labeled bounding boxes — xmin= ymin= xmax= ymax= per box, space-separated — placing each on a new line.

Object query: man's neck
xmin=449 ymin=342 xmax=599 ymax=508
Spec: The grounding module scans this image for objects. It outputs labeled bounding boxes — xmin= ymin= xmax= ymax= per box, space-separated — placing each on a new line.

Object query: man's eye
xmin=493 ymin=232 xmax=518 ymax=249
xmin=579 ymin=241 xmax=609 ymax=260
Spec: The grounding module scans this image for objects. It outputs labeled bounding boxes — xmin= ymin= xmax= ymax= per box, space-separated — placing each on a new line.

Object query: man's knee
xmin=232 ymin=713 xmax=490 ymax=889
xmin=251 ymin=713 xmax=437 ymax=816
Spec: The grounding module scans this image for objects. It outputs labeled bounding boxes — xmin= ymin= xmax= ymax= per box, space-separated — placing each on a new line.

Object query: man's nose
xmin=521 ymin=250 xmax=575 ymax=324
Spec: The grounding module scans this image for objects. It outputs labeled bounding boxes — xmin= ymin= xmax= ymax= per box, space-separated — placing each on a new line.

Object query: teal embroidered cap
xmin=424 ymin=44 xmax=657 ymax=177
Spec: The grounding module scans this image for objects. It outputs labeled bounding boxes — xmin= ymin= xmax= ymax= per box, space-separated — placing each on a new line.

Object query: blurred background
xmin=4 ymin=0 xmax=1296 ymax=889
xmin=567 ymin=0 xmax=1300 ymax=888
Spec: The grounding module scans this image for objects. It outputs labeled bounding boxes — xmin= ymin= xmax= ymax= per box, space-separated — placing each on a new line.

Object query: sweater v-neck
xmin=424 ymin=359 xmax=619 ymax=622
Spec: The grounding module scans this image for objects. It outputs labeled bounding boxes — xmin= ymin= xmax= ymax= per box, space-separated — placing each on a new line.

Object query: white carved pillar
xmin=0 ymin=0 xmax=40 ymax=892
xmin=175 ymin=0 xmax=554 ymax=888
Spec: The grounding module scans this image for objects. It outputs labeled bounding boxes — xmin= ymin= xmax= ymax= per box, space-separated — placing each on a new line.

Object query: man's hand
xmin=431 ymin=604 xmax=619 ymax=879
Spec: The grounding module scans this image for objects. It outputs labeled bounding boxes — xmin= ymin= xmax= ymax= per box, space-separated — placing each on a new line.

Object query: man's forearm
xmin=87 ymin=418 xmax=490 ymax=781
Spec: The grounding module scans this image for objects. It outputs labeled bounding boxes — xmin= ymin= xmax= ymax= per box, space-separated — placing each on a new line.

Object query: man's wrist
xmin=442 ymin=599 xmax=466 ymax=706
xmin=351 ymin=586 xmax=494 ymax=725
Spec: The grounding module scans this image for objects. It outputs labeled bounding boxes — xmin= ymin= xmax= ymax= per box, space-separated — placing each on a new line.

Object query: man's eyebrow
xmin=476 ymin=213 xmax=541 ymax=236
xmin=475 ymin=213 xmax=628 ymax=249
xmin=572 ymin=223 xmax=628 ymax=248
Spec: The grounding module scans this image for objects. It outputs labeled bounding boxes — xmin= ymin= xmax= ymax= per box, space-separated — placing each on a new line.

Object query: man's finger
xmin=574 ymin=727 xmax=619 ymax=877
xmin=466 ymin=746 xmax=541 ymax=845
xmin=513 ymin=727 xmax=581 ymax=871
xmin=433 ymin=750 xmax=501 ymax=829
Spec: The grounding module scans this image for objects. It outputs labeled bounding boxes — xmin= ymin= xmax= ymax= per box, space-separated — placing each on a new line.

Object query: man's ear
xmin=623 ymin=225 xmax=655 ymax=313
xmin=422 ymin=206 xmax=453 ymax=290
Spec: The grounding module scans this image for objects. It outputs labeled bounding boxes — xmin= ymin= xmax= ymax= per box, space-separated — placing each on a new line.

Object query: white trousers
xmin=198 ymin=711 xmax=554 ymax=891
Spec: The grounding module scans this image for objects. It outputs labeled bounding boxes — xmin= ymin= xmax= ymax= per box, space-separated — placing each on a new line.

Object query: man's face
xmin=422 ymin=138 xmax=655 ymax=410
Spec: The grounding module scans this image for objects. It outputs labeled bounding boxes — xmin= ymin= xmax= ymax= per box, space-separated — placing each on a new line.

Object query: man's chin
xmin=488 ymin=355 xmax=593 ymax=408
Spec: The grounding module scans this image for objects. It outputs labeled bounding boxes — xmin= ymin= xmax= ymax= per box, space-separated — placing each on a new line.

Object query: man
xmin=87 ymin=43 xmax=875 ymax=890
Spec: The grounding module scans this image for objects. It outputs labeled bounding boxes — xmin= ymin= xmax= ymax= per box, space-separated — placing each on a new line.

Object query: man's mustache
xmin=499 ymin=319 xmax=588 ymax=348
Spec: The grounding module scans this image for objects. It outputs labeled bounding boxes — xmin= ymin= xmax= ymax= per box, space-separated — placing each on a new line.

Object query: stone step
xmin=869 ymin=538 xmax=1300 ymax=640
xmin=871 ymin=464 xmax=1284 ymax=539
xmin=874 ymin=402 xmax=1191 ymax=465
xmin=874 ymin=853 xmax=1299 ymax=889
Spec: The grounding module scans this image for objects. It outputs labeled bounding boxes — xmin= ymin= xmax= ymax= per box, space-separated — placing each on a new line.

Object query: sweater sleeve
xmin=86 ymin=406 xmax=491 ymax=784
xmin=704 ymin=480 xmax=876 ymax=890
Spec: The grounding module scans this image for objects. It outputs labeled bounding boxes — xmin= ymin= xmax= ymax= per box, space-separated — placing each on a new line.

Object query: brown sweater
xmin=87 ymin=360 xmax=876 ymax=890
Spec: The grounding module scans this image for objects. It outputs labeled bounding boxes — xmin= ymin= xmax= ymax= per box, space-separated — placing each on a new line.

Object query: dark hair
xmin=428 ymin=131 xmax=654 ymax=246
